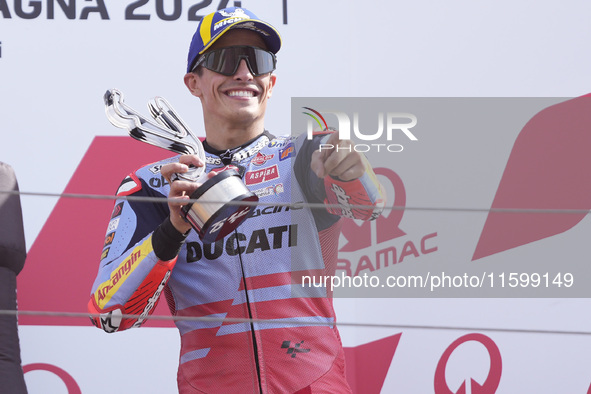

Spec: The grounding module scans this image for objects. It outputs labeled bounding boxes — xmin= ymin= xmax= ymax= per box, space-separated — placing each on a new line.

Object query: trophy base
xmin=182 ymin=169 xmax=258 ymax=243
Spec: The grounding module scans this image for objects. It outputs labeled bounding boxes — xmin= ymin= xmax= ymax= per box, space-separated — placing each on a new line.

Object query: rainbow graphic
xmin=302 ymin=107 xmax=328 ymax=132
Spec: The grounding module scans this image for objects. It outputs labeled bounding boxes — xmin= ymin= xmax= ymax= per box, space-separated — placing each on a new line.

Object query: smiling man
xmin=184 ymin=29 xmax=276 ymax=150
xmin=89 ymin=7 xmax=385 ymax=393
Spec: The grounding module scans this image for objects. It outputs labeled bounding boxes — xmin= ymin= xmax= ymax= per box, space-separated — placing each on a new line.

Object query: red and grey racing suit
xmin=89 ymin=131 xmax=385 ymax=393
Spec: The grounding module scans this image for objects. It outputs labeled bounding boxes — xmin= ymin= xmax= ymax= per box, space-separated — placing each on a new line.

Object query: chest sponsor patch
xmin=253 ymin=183 xmax=284 ymax=198
xmin=251 ymin=152 xmax=274 ymax=166
xmin=245 ymin=165 xmax=279 ymax=185
xmin=279 ymin=144 xmax=295 ymax=161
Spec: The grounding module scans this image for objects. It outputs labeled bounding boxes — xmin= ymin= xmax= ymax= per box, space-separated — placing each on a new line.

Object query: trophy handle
xmin=147 ymin=96 xmax=205 ymax=161
xmin=103 ymin=89 xmax=205 ymax=162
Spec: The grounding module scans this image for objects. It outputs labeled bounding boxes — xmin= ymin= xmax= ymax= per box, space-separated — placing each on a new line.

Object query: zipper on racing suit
xmin=212 ymin=137 xmax=269 ymax=393
xmin=235 ymin=228 xmax=264 ymax=394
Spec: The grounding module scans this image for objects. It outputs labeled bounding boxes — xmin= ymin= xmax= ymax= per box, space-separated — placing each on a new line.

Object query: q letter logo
xmin=434 ymin=334 xmax=502 ymax=394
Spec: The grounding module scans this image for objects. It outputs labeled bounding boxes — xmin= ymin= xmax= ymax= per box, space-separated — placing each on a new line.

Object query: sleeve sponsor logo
xmin=96 ymin=249 xmax=141 ymax=303
xmin=103 ymin=232 xmax=116 ymax=248
xmin=110 ymin=202 xmax=124 ymax=219
xmin=100 ymin=247 xmax=110 ymax=261
xmin=107 ymin=217 xmax=120 ymax=233
xmin=94 ymin=237 xmax=152 ymax=308
xmin=245 ymin=165 xmax=279 ymax=185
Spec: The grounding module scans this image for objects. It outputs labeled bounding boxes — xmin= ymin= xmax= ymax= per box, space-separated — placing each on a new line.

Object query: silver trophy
xmin=104 ymin=89 xmax=258 ymax=243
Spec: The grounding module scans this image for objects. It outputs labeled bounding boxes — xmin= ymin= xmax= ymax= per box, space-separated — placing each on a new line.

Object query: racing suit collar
xmin=203 ymin=130 xmax=275 ymax=164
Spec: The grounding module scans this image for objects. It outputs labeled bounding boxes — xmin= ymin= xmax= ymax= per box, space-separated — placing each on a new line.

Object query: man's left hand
xmin=310 ymin=132 xmax=365 ymax=181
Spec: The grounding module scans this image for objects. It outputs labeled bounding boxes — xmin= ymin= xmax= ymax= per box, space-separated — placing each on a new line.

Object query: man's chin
xmin=226 ymin=107 xmax=263 ymax=124
xmin=231 ymin=102 xmax=265 ymax=115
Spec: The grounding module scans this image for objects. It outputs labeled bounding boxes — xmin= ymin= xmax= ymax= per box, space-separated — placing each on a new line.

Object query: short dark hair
xmin=193 ymin=64 xmax=204 ymax=76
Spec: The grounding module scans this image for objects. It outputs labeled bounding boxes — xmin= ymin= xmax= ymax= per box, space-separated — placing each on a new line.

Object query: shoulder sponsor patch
xmin=148 ymin=164 xmax=163 ymax=174
xmin=116 ymin=173 xmax=142 ymax=196
xmin=268 ymin=138 xmax=289 ymax=148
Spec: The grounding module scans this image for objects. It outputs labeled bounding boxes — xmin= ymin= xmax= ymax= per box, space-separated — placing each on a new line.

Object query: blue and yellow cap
xmin=186 ymin=7 xmax=282 ymax=73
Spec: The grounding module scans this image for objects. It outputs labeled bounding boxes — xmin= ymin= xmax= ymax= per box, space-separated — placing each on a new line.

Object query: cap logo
xmin=214 ymin=9 xmax=250 ymax=31
xmin=214 ymin=16 xmax=251 ymax=31
xmin=233 ymin=22 xmax=271 ymax=37
xmin=219 ymin=8 xmax=248 ymax=18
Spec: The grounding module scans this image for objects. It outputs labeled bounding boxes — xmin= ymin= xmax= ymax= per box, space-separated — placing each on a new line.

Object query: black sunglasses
xmin=191 ymin=46 xmax=277 ymax=77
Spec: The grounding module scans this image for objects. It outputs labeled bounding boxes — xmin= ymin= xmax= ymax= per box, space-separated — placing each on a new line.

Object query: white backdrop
xmin=2 ymin=0 xmax=591 ymax=392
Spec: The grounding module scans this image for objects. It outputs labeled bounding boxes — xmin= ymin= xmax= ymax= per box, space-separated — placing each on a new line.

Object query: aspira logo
xmin=302 ymin=107 xmax=418 ymax=153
